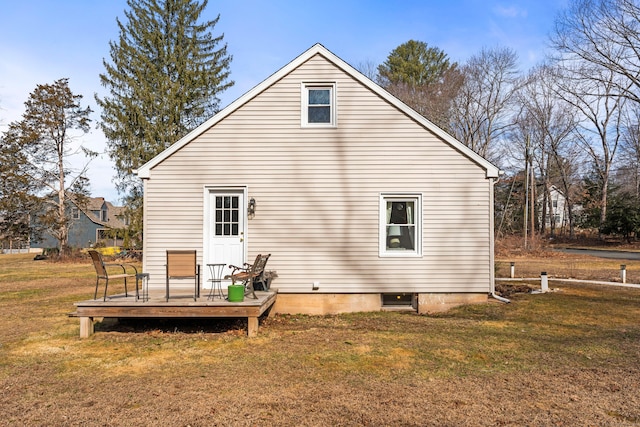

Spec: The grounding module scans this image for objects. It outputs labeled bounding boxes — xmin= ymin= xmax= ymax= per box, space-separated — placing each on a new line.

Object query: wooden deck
xmin=72 ymin=290 xmax=278 ymax=338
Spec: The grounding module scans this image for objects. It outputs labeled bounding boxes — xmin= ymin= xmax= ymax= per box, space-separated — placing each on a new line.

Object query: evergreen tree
xmin=0 ymin=128 xmax=38 ymax=249
xmin=601 ymin=190 xmax=640 ymax=242
xmin=377 ymin=40 xmax=460 ymax=130
xmin=378 ymin=40 xmax=454 ymax=87
xmin=96 ymin=0 xmax=233 ymax=245
xmin=577 ymin=164 xmax=609 ymax=232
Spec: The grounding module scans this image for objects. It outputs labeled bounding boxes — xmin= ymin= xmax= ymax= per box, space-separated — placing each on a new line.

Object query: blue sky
xmin=0 ymin=0 xmax=568 ymax=203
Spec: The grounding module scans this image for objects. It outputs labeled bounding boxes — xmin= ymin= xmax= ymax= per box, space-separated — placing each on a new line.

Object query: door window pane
xmin=215 ymin=195 xmax=240 ymax=236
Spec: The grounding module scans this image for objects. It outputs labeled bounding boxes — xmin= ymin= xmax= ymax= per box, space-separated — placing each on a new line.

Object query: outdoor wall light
xmin=248 ymin=198 xmax=256 ymax=216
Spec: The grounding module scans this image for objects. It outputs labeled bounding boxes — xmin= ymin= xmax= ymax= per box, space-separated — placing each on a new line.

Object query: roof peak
xmin=136 ymin=43 xmax=499 ymax=179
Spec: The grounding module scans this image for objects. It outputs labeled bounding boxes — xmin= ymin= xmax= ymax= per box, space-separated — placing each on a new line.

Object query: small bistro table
xmin=206 ymin=263 xmax=226 ymax=300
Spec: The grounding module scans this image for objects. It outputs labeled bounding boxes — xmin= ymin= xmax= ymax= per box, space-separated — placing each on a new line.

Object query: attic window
xmin=302 ymin=83 xmax=336 ymax=127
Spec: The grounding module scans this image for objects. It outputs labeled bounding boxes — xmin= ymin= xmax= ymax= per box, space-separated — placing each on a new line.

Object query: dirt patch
xmin=494 ymin=282 xmax=534 ymax=297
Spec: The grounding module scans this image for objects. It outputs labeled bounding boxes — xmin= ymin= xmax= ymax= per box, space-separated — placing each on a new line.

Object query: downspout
xmin=491 ymin=290 xmax=511 ymax=304
xmin=490 ymin=171 xmax=510 ymax=304
xmin=134 ymin=168 xmax=148 ymax=276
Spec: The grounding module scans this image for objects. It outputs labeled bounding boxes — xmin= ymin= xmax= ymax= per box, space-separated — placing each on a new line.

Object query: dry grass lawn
xmin=496 ymin=252 xmax=640 ymax=284
xmin=1 ymin=251 xmax=639 ymax=426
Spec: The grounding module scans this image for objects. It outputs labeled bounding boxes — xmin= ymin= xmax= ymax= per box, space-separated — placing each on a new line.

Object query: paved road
xmin=554 ymin=248 xmax=640 ymax=261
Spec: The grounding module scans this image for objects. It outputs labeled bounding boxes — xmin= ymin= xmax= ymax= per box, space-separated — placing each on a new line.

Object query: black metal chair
xmin=89 ymin=250 xmax=138 ymax=301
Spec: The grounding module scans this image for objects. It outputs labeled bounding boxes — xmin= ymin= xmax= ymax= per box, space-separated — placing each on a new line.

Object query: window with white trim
xmin=379 ymin=194 xmax=422 ymax=257
xmin=302 ymin=83 xmax=336 ymax=127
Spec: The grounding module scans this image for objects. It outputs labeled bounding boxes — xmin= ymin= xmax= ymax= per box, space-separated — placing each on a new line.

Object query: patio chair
xmin=225 ymin=254 xmax=271 ymax=299
xmin=89 ymin=250 xmax=138 ymax=301
xmin=165 ymin=250 xmax=201 ymax=301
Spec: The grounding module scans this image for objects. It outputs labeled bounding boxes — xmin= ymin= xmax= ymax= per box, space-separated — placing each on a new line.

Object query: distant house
xmin=30 ymin=197 xmax=127 ymax=249
xmin=136 ymin=44 xmax=501 ymax=314
xmin=538 ymin=185 xmax=569 ymax=231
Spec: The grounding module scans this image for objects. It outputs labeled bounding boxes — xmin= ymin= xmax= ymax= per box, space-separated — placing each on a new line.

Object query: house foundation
xmin=272 ymin=293 xmax=488 ymax=315
xmin=416 ymin=293 xmax=488 ymax=314
xmin=273 ymin=293 xmax=381 ymax=315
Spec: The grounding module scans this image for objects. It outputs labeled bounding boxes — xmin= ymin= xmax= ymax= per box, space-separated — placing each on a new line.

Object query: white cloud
xmin=494 ymin=5 xmax=528 ymax=18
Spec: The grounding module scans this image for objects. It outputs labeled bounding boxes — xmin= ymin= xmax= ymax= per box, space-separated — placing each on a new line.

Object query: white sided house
xmin=137 ymin=44 xmax=501 ymax=315
xmin=539 ymin=185 xmax=569 ymax=231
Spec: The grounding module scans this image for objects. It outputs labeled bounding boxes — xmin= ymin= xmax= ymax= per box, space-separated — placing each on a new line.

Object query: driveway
xmin=554 ymin=248 xmax=640 ymax=260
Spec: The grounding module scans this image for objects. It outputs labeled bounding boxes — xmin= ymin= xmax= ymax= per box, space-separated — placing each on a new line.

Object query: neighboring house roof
xmin=536 ymin=184 xmax=568 ymax=203
xmin=549 ymin=185 xmax=567 ymax=199
xmin=137 ymin=43 xmax=500 ymax=179
xmin=107 ymin=203 xmax=127 ymax=225
xmin=86 ymin=197 xmax=105 ymax=211
xmin=76 ymin=197 xmax=127 ymax=229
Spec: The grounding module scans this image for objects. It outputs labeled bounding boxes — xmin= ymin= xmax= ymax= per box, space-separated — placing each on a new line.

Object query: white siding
xmin=143 ymin=55 xmax=493 ymax=294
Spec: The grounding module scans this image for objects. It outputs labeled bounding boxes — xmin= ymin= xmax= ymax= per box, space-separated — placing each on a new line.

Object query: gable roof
xmin=137 ymin=43 xmax=500 ymax=179
xmin=75 ymin=197 xmax=127 ymax=229
xmin=87 ymin=197 xmax=106 ymax=211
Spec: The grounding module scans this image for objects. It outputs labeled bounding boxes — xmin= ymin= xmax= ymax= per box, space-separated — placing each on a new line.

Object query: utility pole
xmin=524 ymin=137 xmax=529 ymax=250
xmin=530 ymin=147 xmax=536 ymax=248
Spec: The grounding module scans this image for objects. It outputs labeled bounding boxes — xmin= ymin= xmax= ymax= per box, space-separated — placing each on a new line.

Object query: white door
xmin=204 ymin=190 xmax=245 ymax=289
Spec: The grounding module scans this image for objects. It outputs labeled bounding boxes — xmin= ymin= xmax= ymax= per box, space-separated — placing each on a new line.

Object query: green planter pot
xmin=227 ymin=285 xmax=245 ymax=302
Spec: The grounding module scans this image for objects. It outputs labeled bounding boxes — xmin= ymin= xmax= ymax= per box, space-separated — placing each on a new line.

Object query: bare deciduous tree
xmin=355 ymin=59 xmax=380 ymax=82
xmin=552 ymin=0 xmax=640 ymax=104
xmin=553 ymin=62 xmax=628 ymax=233
xmin=3 ymin=78 xmax=94 ymax=254
xmin=617 ymin=104 xmax=640 ymax=197
xmin=450 ymin=46 xmax=521 ymax=161
xmin=519 ymin=65 xmax=583 ymax=237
